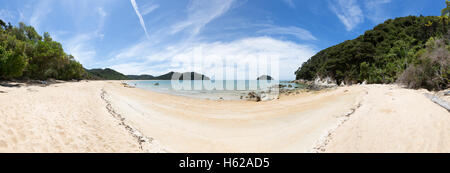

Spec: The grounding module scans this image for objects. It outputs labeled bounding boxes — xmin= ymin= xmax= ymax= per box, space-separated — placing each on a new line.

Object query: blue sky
xmin=0 ymin=0 xmax=446 ymax=80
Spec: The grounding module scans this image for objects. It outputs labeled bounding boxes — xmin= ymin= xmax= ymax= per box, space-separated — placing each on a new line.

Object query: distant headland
xmin=257 ymin=75 xmax=274 ymax=80
xmin=86 ymin=68 xmax=210 ymax=80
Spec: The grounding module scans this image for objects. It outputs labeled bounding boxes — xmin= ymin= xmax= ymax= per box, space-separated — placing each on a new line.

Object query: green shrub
xmin=397 ymin=37 xmax=450 ymax=90
xmin=0 ymin=21 xmax=85 ymax=80
xmin=296 ymin=16 xmax=449 ymax=86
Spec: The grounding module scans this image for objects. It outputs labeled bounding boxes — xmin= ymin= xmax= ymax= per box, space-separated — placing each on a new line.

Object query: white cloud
xmin=171 ymin=0 xmax=234 ymax=36
xmin=0 ymin=10 xmax=16 ymax=22
xmin=112 ymin=40 xmax=154 ymax=61
xmin=97 ymin=7 xmax=107 ymax=18
xmin=111 ymin=62 xmax=153 ymax=75
xmin=130 ymin=0 xmax=150 ymax=39
xmin=168 ymin=37 xmax=315 ymax=80
xmin=9 ymin=0 xmax=113 ymax=69
xmin=257 ymin=26 xmax=317 ymax=41
xmin=329 ymin=0 xmax=364 ymax=31
xmin=29 ymin=1 xmax=52 ymax=31
xmin=64 ymin=34 xmax=97 ymax=67
xmin=95 ymin=7 xmax=108 ymax=39
xmin=282 ymin=0 xmax=295 ymax=8
xmin=111 ymin=37 xmax=316 ymax=80
xmin=141 ymin=4 xmax=159 ymax=16
xmin=364 ymin=0 xmax=392 ymax=23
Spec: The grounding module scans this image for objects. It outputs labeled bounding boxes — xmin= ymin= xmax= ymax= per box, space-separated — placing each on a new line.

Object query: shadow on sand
xmin=0 ymin=79 xmax=67 ymax=88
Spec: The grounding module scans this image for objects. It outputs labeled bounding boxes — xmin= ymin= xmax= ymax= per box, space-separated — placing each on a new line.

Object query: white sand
xmin=0 ymin=81 xmax=141 ymax=152
xmin=324 ymin=85 xmax=450 ymax=153
xmin=0 ymin=81 xmax=449 ymax=153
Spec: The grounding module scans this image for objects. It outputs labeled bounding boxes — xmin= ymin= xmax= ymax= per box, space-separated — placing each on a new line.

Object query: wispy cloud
xmin=112 ymin=40 xmax=154 ymax=61
xmin=110 ymin=0 xmax=318 ymax=79
xmin=97 ymin=7 xmax=107 ymax=18
xmin=141 ymin=4 xmax=159 ymax=16
xmin=60 ymin=3 xmax=110 ymax=66
xmin=111 ymin=37 xmax=316 ymax=80
xmin=0 ymin=9 xmax=16 ymax=22
xmin=29 ymin=1 xmax=52 ymax=32
xmin=282 ymin=0 xmax=295 ymax=8
xmin=171 ymin=0 xmax=234 ymax=36
xmin=257 ymin=26 xmax=317 ymax=41
xmin=95 ymin=7 xmax=107 ymax=39
xmin=167 ymin=37 xmax=316 ymax=80
xmin=329 ymin=0 xmax=364 ymax=31
xmin=64 ymin=33 xmax=97 ymax=67
xmin=364 ymin=0 xmax=392 ymax=23
xmin=130 ymin=0 xmax=150 ymax=39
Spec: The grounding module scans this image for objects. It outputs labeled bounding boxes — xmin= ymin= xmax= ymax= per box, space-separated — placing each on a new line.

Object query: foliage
xmin=86 ymin=69 xmax=210 ymax=80
xmin=87 ymin=68 xmax=129 ymax=80
xmin=397 ymin=37 xmax=450 ymax=90
xmin=126 ymin=75 xmax=156 ymax=80
xmin=154 ymin=72 xmax=211 ymax=80
xmin=442 ymin=0 xmax=450 ymax=16
xmin=296 ymin=16 xmax=449 ymax=88
xmin=0 ymin=20 xmax=84 ymax=80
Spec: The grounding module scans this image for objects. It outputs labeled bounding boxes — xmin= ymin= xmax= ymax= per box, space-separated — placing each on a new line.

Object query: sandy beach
xmin=0 ymin=81 xmax=449 ymax=153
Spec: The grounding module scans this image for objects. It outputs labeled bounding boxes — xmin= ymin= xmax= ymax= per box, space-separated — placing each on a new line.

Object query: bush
xmin=0 ymin=21 xmax=85 ymax=80
xmin=397 ymin=37 xmax=450 ymax=90
xmin=0 ymin=36 xmax=28 ymax=79
xmin=296 ymin=16 xmax=449 ymax=85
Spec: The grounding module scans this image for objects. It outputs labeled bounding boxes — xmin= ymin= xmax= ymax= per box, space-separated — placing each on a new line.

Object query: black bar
xmin=0 ymin=153 xmax=449 ymax=171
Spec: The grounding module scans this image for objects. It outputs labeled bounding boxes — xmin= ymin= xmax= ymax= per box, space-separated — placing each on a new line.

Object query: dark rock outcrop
xmin=257 ymin=75 xmax=273 ymax=80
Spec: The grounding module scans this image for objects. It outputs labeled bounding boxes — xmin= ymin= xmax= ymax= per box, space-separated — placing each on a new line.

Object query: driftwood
xmin=425 ymin=94 xmax=450 ymax=112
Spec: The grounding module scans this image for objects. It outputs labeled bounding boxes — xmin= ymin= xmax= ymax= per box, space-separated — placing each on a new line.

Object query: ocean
xmin=125 ymin=80 xmax=304 ymax=100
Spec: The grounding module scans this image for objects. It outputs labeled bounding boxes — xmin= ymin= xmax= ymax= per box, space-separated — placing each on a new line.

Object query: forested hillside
xmin=86 ymin=68 xmax=210 ymax=80
xmin=154 ymin=72 xmax=211 ymax=80
xmin=87 ymin=68 xmax=129 ymax=80
xmin=0 ymin=19 xmax=212 ymax=82
xmin=295 ymin=16 xmax=449 ymax=90
xmin=0 ymin=20 xmax=85 ymax=80
xmin=126 ymin=74 xmax=156 ymax=80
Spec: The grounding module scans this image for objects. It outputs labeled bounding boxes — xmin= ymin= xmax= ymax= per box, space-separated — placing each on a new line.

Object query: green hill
xmin=87 ymin=68 xmax=129 ymax=80
xmin=155 ymin=72 xmax=210 ymax=80
xmin=85 ymin=69 xmax=210 ymax=81
xmin=295 ymin=16 xmax=449 ymax=90
xmin=126 ymin=75 xmax=156 ymax=80
xmin=0 ymin=19 xmax=211 ymax=82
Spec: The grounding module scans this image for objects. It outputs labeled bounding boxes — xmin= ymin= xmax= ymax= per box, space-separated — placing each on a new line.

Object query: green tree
xmin=296 ymin=16 xmax=449 ymax=88
xmin=0 ymin=19 xmax=6 ymax=30
xmin=0 ymin=21 xmax=86 ymax=80
xmin=397 ymin=37 xmax=450 ymax=90
xmin=442 ymin=0 xmax=450 ymax=16
xmin=0 ymin=40 xmax=27 ymax=79
xmin=359 ymin=62 xmax=369 ymax=81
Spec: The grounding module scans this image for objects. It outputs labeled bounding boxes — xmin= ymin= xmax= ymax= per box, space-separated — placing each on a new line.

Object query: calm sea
xmin=125 ymin=80 xmax=304 ymax=100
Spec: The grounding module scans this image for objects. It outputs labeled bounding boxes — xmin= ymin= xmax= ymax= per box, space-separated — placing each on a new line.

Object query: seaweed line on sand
xmin=100 ymin=88 xmax=167 ymax=153
xmin=309 ymin=90 xmax=367 ymax=153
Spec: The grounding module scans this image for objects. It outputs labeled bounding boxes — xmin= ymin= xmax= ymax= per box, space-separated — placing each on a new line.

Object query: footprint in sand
xmin=0 ymin=140 xmax=8 ymax=148
xmin=380 ymin=109 xmax=395 ymax=114
xmin=27 ymin=89 xmax=38 ymax=92
xmin=7 ymin=129 xmax=13 ymax=135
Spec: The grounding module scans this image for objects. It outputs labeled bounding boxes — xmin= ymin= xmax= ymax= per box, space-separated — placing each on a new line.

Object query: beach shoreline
xmin=0 ymin=81 xmax=449 ymax=153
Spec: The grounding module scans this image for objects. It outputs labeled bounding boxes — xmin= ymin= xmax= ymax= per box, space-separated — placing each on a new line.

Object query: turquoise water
xmin=126 ymin=80 xmax=302 ymax=100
